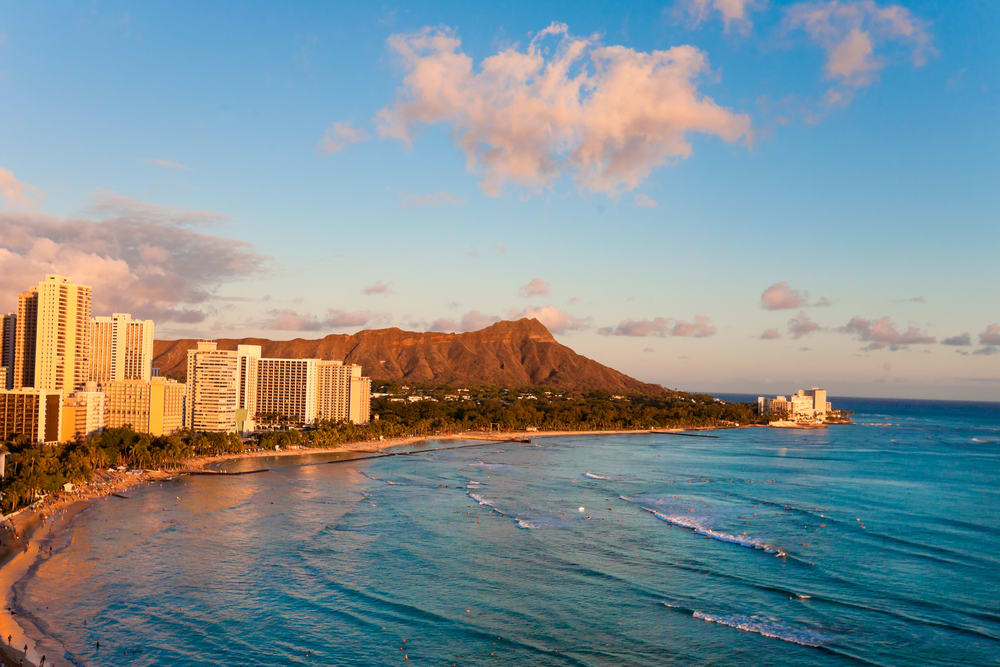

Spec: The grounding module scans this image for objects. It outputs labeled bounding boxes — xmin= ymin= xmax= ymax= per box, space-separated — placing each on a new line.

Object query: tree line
xmin=0 ymin=390 xmax=758 ymax=514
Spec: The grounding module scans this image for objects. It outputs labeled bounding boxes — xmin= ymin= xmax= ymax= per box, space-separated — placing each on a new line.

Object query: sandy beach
xmin=0 ymin=426 xmax=696 ymax=666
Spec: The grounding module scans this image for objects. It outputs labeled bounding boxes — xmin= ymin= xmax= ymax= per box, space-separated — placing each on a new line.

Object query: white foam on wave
xmin=466 ymin=480 xmax=483 ymax=489
xmin=692 ymin=611 xmax=830 ymax=647
xmin=619 ymin=495 xmax=634 ymax=502
xmin=516 ymin=518 xmax=542 ymax=530
xmin=642 ymin=507 xmax=786 ymax=557
xmin=468 ymin=492 xmax=499 ymax=511
xmin=583 ymin=472 xmax=609 ymax=480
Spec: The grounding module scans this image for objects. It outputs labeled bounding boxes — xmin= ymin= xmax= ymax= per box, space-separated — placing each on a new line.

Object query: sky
xmin=0 ymin=0 xmax=998 ymax=400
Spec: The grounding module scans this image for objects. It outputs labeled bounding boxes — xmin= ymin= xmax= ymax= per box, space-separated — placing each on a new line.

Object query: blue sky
xmin=0 ymin=0 xmax=997 ymax=399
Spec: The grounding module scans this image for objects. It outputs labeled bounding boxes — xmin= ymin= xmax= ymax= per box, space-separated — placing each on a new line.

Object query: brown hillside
xmin=152 ymin=318 xmax=667 ymax=395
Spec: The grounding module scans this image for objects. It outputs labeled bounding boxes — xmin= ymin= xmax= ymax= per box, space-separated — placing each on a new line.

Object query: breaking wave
xmin=691 ymin=611 xmax=831 ymax=647
xmin=583 ymin=472 xmax=609 ymax=480
xmin=642 ymin=507 xmax=786 ymax=557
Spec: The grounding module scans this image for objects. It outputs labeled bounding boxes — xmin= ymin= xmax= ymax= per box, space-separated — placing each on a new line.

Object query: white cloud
xmin=839 ymin=315 xmax=935 ymax=350
xmin=674 ymin=0 xmax=763 ymax=33
xmin=361 ymin=281 xmax=392 ymax=295
xmin=518 ymin=278 xmax=550 ymax=298
xmin=0 ymin=167 xmax=42 ymax=209
xmin=634 ymin=194 xmax=659 ymax=208
xmin=428 ymin=310 xmax=500 ymax=333
xmin=262 ymin=308 xmax=382 ymax=331
xmin=0 ymin=193 xmax=267 ymax=324
xmin=598 ymin=315 xmax=715 ymax=338
xmin=318 ymin=121 xmax=369 ymax=153
xmin=785 ymin=1 xmax=934 ymax=104
xmin=788 ymin=311 xmax=821 ymax=338
xmin=512 ymin=305 xmax=590 ymax=334
xmin=376 ymin=23 xmax=750 ymax=196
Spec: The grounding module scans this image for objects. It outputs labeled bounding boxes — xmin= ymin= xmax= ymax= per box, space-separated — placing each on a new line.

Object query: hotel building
xmin=0 ymin=388 xmax=62 ymax=443
xmin=13 ymin=289 xmax=37 ymax=389
xmin=60 ymin=382 xmax=107 ymax=441
xmin=105 ymin=377 xmax=185 ymax=436
xmin=14 ymin=275 xmax=92 ymax=394
xmin=257 ymin=357 xmax=318 ymax=425
xmin=1 ymin=313 xmax=15 ymax=389
xmin=236 ymin=344 xmax=261 ymax=431
xmin=91 ymin=313 xmax=154 ymax=384
xmin=316 ymin=360 xmax=360 ymax=422
xmin=349 ymin=375 xmax=372 ymax=425
xmin=185 ymin=341 xmax=240 ymax=433
xmin=758 ymin=387 xmax=831 ymax=421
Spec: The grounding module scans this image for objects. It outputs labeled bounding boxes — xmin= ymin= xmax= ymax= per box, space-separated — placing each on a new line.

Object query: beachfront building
xmin=316 ymin=360 xmax=358 ymax=422
xmin=185 ymin=341 xmax=240 ymax=433
xmin=758 ymin=387 xmax=832 ymax=422
xmin=236 ymin=344 xmax=261 ymax=432
xmin=1 ymin=313 xmax=15 ymax=389
xmin=349 ymin=375 xmax=372 ymax=425
xmin=90 ymin=313 xmax=154 ymax=384
xmin=13 ymin=275 xmax=93 ymax=394
xmin=60 ymin=382 xmax=107 ymax=441
xmin=257 ymin=357 xmax=318 ymax=426
xmin=0 ymin=388 xmax=62 ymax=444
xmin=105 ymin=377 xmax=185 ymax=436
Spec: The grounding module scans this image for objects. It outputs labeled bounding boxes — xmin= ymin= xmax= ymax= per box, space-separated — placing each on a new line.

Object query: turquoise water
xmin=23 ymin=398 xmax=1000 ymax=665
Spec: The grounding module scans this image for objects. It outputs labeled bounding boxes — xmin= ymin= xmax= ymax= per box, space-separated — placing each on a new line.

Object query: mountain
xmin=152 ymin=318 xmax=668 ymax=395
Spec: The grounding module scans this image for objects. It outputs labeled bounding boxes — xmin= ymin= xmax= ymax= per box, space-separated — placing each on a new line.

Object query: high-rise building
xmin=236 ymin=345 xmax=260 ymax=420
xmin=0 ymin=313 xmax=15 ymax=389
xmin=316 ymin=360 xmax=361 ymax=422
xmin=60 ymin=382 xmax=106 ymax=442
xmin=0 ymin=388 xmax=62 ymax=443
xmin=105 ymin=377 xmax=185 ymax=436
xmin=349 ymin=375 xmax=372 ymax=425
xmin=13 ymin=290 xmax=38 ymax=389
xmin=90 ymin=313 xmax=154 ymax=384
xmin=15 ymin=275 xmax=92 ymax=394
xmin=256 ymin=358 xmax=318 ymax=425
xmin=185 ymin=341 xmax=240 ymax=433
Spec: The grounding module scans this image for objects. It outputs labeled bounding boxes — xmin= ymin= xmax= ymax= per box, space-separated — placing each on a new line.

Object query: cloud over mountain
xmin=518 ymin=278 xmax=550 ymax=297
xmin=262 ymin=308 xmax=384 ymax=331
xmin=599 ymin=315 xmax=715 ymax=338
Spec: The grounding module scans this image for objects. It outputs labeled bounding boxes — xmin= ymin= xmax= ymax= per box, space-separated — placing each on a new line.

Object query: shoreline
xmin=0 ymin=425 xmax=716 ymax=666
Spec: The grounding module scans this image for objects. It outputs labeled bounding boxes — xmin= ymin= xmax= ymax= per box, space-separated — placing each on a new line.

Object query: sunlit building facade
xmin=185 ymin=341 xmax=240 ymax=433
xmin=0 ymin=388 xmax=62 ymax=444
xmin=105 ymin=377 xmax=185 ymax=436
xmin=90 ymin=313 xmax=154 ymax=384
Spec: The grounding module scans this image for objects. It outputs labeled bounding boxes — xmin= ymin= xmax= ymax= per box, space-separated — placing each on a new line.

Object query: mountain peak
xmin=152 ymin=318 xmax=665 ymax=395
xmin=473 ymin=317 xmax=556 ymax=342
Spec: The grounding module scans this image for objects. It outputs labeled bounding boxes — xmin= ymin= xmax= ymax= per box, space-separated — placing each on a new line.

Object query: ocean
xmin=21 ymin=397 xmax=1000 ymax=665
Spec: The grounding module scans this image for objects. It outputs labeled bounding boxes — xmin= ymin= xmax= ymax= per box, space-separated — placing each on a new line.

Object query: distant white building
xmin=758 ymin=387 xmax=831 ymax=422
